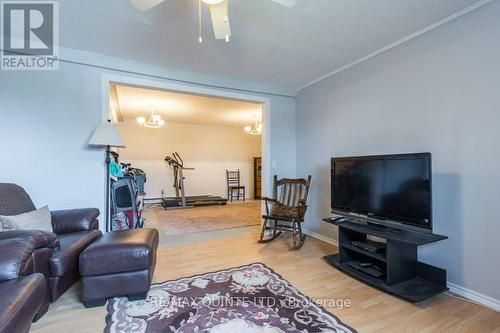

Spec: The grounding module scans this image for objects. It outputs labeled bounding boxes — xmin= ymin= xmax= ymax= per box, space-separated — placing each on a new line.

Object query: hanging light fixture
xmin=243 ymin=115 xmax=263 ymax=135
xmin=137 ymin=107 xmax=165 ymax=128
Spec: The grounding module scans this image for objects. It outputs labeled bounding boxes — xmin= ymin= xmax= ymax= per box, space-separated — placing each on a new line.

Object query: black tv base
xmin=322 ymin=218 xmax=448 ymax=303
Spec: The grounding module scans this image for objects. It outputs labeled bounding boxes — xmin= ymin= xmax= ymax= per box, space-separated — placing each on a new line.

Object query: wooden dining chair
xmin=259 ymin=175 xmax=312 ymax=249
xmin=226 ymin=170 xmax=246 ymax=202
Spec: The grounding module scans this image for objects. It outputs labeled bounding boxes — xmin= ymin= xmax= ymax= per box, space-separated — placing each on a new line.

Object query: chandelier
xmin=244 ymin=117 xmax=263 ymax=135
xmin=136 ymin=109 xmax=165 ymax=128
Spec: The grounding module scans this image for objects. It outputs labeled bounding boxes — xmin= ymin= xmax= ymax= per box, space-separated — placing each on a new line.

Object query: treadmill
xmin=162 ymin=152 xmax=228 ymax=209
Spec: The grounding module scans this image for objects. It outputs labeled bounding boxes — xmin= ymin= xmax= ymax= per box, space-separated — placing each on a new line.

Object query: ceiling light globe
xmin=152 ymin=114 xmax=162 ymax=122
xmin=137 ymin=116 xmax=146 ymax=124
xmin=202 ymin=0 xmax=224 ymax=4
xmin=158 ymin=119 xmax=165 ymax=126
xmin=244 ymin=126 xmax=252 ymax=132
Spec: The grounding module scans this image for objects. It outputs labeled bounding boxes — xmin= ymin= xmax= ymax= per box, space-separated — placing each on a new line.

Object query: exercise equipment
xmin=162 ymin=152 xmax=228 ymax=209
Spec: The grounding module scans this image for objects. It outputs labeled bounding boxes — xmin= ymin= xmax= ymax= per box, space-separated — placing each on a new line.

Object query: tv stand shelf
xmin=340 ymin=243 xmax=387 ymax=263
xmin=323 ymin=218 xmax=448 ymax=303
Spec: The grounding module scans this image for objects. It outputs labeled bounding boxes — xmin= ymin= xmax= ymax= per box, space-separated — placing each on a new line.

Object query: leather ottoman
xmin=79 ymin=228 xmax=159 ymax=308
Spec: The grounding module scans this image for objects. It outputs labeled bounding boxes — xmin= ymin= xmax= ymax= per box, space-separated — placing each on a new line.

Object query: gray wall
xmin=296 ymin=1 xmax=500 ymax=301
xmin=0 ymin=49 xmax=296 ymax=224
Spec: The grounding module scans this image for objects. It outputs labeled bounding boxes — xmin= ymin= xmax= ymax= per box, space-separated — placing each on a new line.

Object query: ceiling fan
xmin=131 ymin=0 xmax=298 ymax=42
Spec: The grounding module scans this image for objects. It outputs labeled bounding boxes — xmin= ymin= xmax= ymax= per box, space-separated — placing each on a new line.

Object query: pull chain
xmin=225 ymin=0 xmax=230 ymax=42
xmin=198 ymin=0 xmax=203 ymax=43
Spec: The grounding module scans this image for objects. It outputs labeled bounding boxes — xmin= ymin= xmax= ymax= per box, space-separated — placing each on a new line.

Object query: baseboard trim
xmin=447 ymin=282 xmax=500 ymax=312
xmin=303 ymin=228 xmax=338 ymax=247
xmin=304 ymin=230 xmax=499 ymax=312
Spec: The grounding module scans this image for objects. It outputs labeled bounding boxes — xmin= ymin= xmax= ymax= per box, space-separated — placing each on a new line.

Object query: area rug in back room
xmin=156 ymin=201 xmax=261 ymax=236
xmin=105 ymin=263 xmax=356 ymax=333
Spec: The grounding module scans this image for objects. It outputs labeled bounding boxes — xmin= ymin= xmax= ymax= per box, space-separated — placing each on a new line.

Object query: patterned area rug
xmin=105 ymin=263 xmax=356 ymax=333
xmin=156 ymin=201 xmax=261 ymax=236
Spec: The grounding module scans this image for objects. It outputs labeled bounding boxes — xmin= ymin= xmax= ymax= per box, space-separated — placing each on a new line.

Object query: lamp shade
xmin=88 ymin=121 xmax=125 ymax=148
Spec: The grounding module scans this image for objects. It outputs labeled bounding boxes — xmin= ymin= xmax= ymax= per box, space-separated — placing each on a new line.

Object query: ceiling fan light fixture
xmin=132 ymin=0 xmax=297 ymax=42
xmin=136 ymin=116 xmax=146 ymax=124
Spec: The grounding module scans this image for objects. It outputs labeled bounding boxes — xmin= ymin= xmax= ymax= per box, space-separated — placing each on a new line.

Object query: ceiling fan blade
xmin=131 ymin=0 xmax=165 ymax=11
xmin=209 ymin=1 xmax=231 ymax=40
xmin=271 ymin=0 xmax=297 ymax=7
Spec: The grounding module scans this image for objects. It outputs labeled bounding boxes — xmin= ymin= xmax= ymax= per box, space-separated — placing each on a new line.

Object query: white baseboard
xmin=303 ymin=230 xmax=499 ymax=312
xmin=303 ymin=228 xmax=338 ymax=247
xmin=447 ymin=282 xmax=500 ymax=312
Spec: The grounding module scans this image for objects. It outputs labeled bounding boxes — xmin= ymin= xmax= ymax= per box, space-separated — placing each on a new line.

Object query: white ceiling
xmin=113 ymin=84 xmax=262 ymax=127
xmin=59 ymin=0 xmax=481 ymax=89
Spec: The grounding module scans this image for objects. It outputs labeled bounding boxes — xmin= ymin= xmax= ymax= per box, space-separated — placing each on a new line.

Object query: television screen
xmin=331 ymin=153 xmax=432 ymax=230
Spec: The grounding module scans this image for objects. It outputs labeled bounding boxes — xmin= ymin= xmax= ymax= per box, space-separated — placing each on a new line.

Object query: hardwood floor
xmin=31 ymin=232 xmax=500 ymax=333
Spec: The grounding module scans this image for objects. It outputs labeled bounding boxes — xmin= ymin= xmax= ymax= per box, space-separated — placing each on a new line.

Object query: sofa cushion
xmin=80 ymin=228 xmax=158 ymax=276
xmin=49 ymin=231 xmax=101 ymax=277
xmin=0 ymin=274 xmax=45 ymax=333
xmin=0 ymin=205 xmax=53 ymax=232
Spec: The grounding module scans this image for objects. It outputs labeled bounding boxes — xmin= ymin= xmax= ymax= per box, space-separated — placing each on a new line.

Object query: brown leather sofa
xmin=0 ymin=183 xmax=102 ymax=317
xmin=0 ymin=238 xmax=47 ymax=333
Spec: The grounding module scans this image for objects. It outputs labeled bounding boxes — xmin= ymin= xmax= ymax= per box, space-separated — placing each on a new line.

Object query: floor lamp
xmin=88 ymin=120 xmax=125 ymax=232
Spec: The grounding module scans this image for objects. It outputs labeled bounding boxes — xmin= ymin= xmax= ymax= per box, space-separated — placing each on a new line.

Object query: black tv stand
xmin=323 ymin=218 xmax=448 ymax=302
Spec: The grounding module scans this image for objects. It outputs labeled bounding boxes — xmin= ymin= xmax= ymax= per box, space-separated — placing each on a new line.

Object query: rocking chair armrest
xmin=261 ymin=197 xmax=277 ymax=215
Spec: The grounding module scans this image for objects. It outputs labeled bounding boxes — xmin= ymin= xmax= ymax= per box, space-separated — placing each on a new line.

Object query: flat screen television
xmin=331 ymin=153 xmax=432 ymax=231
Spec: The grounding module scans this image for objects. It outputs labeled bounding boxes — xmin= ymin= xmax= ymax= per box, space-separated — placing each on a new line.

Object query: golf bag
xmin=110 ymin=177 xmax=144 ymax=231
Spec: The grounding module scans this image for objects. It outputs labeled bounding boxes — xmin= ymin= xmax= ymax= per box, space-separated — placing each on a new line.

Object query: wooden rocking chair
xmin=258 ymin=175 xmax=312 ymax=249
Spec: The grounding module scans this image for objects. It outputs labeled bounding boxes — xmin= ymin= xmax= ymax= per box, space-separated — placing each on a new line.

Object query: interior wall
xmin=117 ymin=120 xmax=262 ymax=199
xmin=296 ymin=1 xmax=500 ymax=303
xmin=0 ymin=47 xmax=297 ymax=230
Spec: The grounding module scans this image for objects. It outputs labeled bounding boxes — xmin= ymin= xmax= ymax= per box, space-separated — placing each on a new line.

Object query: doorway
xmin=103 ymin=76 xmax=270 ymax=246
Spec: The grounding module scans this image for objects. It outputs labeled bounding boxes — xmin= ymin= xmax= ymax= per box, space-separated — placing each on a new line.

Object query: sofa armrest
xmin=51 ymin=208 xmax=100 ymax=234
xmin=0 ymin=238 xmax=37 ymax=282
xmin=0 ymin=230 xmax=59 ymax=249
